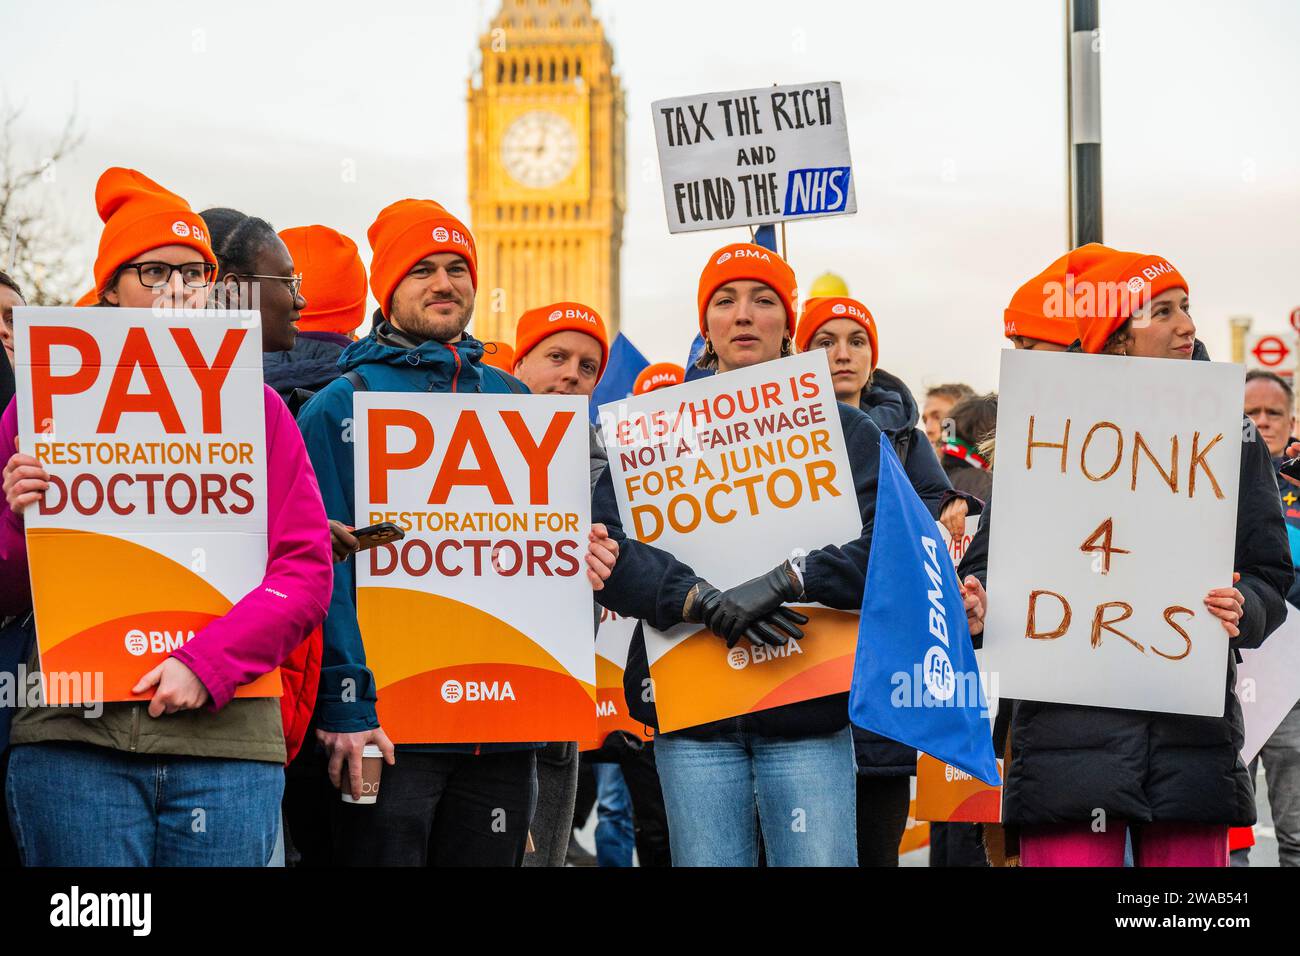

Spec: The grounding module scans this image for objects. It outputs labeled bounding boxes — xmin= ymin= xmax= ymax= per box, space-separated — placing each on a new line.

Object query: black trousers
xmin=331 ymin=749 xmax=537 ymax=867
xmin=929 ymin=822 xmax=989 ymax=867
xmin=855 ymin=774 xmax=911 ymax=867
xmin=282 ymin=741 xmax=334 ymax=867
xmin=0 ymin=751 xmax=18 ymax=868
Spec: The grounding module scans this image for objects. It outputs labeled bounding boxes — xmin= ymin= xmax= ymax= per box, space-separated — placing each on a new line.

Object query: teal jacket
xmin=297 ymin=324 xmax=534 ymax=752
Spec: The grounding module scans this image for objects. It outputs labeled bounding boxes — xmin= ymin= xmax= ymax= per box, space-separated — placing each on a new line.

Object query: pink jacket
xmin=0 ymin=386 xmax=333 ymax=710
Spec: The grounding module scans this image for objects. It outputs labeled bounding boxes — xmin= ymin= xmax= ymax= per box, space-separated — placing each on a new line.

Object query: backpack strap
xmin=344 ymin=369 xmax=369 ymax=391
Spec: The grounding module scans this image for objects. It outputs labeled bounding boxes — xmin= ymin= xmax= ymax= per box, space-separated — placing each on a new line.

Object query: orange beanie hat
xmin=366 ymin=199 xmax=477 ymax=318
xmin=482 ymin=341 xmax=515 ymax=372
xmin=1067 ymin=244 xmax=1188 ymax=354
xmin=634 ymin=362 xmax=685 ymax=395
xmin=697 ymin=243 xmax=798 ymax=337
xmin=514 ymin=302 xmax=609 ymax=377
xmin=93 ymin=167 xmax=216 ymax=294
xmin=1002 ymin=248 xmax=1103 ymax=346
xmin=795 ymin=296 xmax=879 ymax=369
xmin=279 ymin=225 xmax=367 ymax=335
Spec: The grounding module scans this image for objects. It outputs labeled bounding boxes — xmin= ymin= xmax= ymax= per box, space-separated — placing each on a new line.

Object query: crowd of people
xmin=0 ymin=165 xmax=1295 ymax=868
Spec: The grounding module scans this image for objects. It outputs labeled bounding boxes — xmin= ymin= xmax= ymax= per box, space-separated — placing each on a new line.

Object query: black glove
xmin=712 ymin=562 xmax=808 ymax=648
xmin=683 ymin=582 xmax=723 ymax=625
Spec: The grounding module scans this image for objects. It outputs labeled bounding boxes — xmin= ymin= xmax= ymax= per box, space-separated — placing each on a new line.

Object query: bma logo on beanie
xmin=431 ymin=225 xmax=470 ymax=251
xmin=171 ymin=220 xmax=190 ymax=237
xmin=715 ymin=251 xmax=732 ymax=265
xmin=733 ymin=248 xmax=771 ymax=262
xmin=548 ymin=306 xmax=597 ymax=325
xmin=1141 ymin=260 xmax=1177 ymax=282
xmin=1127 ymin=276 xmax=1145 ymax=295
xmin=832 ymin=302 xmax=847 ymax=315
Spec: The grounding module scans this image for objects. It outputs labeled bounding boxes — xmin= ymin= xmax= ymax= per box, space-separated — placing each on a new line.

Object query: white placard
xmin=983 ymin=349 xmax=1243 ymax=717
xmin=598 ymin=351 xmax=863 ymax=731
xmin=14 ymin=306 xmax=270 ymax=702
xmin=652 ymin=81 xmax=856 ymax=233
xmin=353 ymin=392 xmax=595 ymax=743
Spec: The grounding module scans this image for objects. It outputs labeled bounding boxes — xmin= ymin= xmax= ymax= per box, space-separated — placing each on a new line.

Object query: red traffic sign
xmin=1252 ymin=334 xmax=1291 ymax=368
xmin=1291 ymin=307 xmax=1300 ymax=334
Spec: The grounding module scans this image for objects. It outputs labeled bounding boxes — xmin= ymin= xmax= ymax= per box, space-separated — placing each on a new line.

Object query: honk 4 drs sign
xmin=14 ymin=307 xmax=275 ymax=704
xmin=652 ymin=81 xmax=856 ymax=233
xmin=983 ymin=350 xmax=1244 ymax=717
xmin=354 ymin=393 xmax=595 ymax=744
xmin=599 ymin=351 xmax=863 ymax=733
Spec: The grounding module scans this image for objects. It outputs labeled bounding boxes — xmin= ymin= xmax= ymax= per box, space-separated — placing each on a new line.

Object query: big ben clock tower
xmin=468 ymin=0 xmax=626 ymax=345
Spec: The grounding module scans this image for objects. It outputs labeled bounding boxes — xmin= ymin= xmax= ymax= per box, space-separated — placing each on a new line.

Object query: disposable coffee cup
xmin=341 ymin=744 xmax=384 ymax=804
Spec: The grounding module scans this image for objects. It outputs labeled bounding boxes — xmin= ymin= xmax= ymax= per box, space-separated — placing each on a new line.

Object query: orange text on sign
xmin=367 ymin=408 xmax=575 ymax=506
xmin=28 ymin=325 xmax=249 ymax=434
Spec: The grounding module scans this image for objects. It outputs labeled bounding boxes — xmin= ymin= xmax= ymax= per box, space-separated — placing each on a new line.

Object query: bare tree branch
xmin=0 ymin=94 xmax=88 ymax=305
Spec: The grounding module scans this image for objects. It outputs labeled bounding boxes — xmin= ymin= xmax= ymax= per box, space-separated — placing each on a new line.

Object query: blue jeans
xmin=654 ymin=725 xmax=857 ymax=866
xmin=594 ymin=763 xmax=635 ymax=867
xmin=5 ymin=742 xmax=283 ymax=866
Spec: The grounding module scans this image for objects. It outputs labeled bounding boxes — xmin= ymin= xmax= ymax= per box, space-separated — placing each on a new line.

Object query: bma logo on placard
xmin=784 ymin=166 xmax=852 ymax=215
xmin=441 ymin=678 xmax=516 ymax=702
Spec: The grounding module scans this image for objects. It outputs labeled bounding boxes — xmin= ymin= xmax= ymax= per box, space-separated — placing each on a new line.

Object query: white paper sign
xmin=1237 ymin=604 xmax=1300 ymax=763
xmin=983 ymin=350 xmax=1243 ymax=717
xmin=652 ymin=81 xmax=856 ymax=233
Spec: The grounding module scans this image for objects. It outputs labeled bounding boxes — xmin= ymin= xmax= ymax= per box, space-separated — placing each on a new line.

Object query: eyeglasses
xmin=228 ymin=273 xmax=304 ymax=298
xmin=118 ymin=261 xmax=216 ymax=290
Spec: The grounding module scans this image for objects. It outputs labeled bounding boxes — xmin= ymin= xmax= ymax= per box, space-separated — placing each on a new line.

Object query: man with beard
xmin=296 ymin=202 xmax=619 ymax=866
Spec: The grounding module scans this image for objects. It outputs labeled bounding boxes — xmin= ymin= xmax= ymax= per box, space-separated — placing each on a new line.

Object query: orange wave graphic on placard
xmin=358 ymin=587 xmax=595 ymax=744
xmin=579 ymin=656 xmax=650 ymax=751
xmin=648 ymin=607 xmax=857 ymax=733
xmin=915 ymin=754 xmax=1002 ymax=823
xmin=378 ymin=663 xmax=595 ymax=744
xmin=25 ymin=528 xmax=279 ymax=704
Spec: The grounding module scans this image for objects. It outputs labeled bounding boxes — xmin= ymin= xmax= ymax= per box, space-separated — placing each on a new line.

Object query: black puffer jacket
xmin=593 ymin=402 xmax=883 ymax=741
xmin=853 ymin=368 xmax=953 ymax=776
xmin=961 ymin=408 xmax=1292 ymax=827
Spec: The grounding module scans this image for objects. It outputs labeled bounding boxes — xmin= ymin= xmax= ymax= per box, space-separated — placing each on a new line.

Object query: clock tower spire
xmin=468 ymin=0 xmax=626 ymax=346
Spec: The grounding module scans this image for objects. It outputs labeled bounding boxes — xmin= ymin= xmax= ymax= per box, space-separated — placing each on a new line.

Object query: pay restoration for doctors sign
xmin=353 ymin=392 xmax=596 ymax=744
xmin=652 ymin=81 xmax=856 ymax=233
xmin=14 ymin=306 xmax=276 ymax=705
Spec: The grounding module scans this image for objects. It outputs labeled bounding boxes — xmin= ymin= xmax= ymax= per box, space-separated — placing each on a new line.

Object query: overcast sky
xmin=3 ymin=0 xmax=1298 ymax=395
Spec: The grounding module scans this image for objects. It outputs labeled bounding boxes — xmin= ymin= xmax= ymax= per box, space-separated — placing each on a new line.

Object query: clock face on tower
xmin=500 ymin=110 xmax=579 ymax=189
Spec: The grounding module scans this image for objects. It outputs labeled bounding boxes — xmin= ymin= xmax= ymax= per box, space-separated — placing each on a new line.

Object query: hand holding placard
xmin=3 ymin=448 xmax=48 ymax=513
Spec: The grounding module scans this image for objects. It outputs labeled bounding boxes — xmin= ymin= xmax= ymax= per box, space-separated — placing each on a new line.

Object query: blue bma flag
xmin=683 ymin=332 xmax=713 ymax=382
xmin=849 ymin=432 xmax=1001 ymax=786
xmin=589 ymin=333 xmax=649 ymax=425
